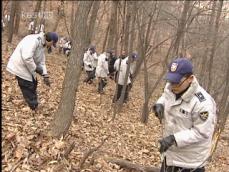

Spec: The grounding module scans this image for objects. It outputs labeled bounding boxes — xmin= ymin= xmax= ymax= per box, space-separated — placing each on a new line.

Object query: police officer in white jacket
xmin=83 ymin=46 xmax=97 ymax=84
xmin=113 ymin=51 xmax=132 ymax=103
xmin=152 ymin=58 xmax=217 ymax=172
xmin=7 ymin=32 xmax=58 ymax=110
xmin=96 ymin=51 xmax=109 ymax=94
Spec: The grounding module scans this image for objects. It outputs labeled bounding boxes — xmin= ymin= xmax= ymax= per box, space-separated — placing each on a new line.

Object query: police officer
xmin=7 ymin=32 xmax=58 ymax=111
xmin=108 ymin=49 xmax=117 ymax=80
xmin=152 ymin=58 xmax=217 ymax=172
xmin=83 ymin=46 xmax=98 ymax=84
xmin=96 ymin=51 xmax=109 ymax=94
xmin=113 ymin=51 xmax=131 ymax=103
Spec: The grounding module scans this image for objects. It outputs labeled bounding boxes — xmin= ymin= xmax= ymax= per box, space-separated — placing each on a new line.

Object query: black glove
xmin=130 ymin=74 xmax=133 ymax=80
xmin=43 ymin=75 xmax=51 ymax=87
xmin=159 ymin=135 xmax=176 ymax=153
xmin=35 ymin=66 xmax=43 ymax=75
xmin=48 ymin=47 xmax=52 ymax=54
xmin=152 ymin=104 xmax=164 ymax=123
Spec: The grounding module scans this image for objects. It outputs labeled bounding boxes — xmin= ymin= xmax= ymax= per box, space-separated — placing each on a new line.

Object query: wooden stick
xmin=107 ymin=158 xmax=160 ymax=172
xmin=79 ymin=136 xmax=109 ymax=169
xmin=63 ymin=141 xmax=75 ymax=159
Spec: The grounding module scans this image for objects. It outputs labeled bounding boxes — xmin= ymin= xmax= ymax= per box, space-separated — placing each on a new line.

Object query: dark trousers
xmin=113 ymin=84 xmax=129 ymax=103
xmin=160 ymin=159 xmax=205 ymax=172
xmin=84 ymin=69 xmax=95 ymax=84
xmin=98 ymin=78 xmax=107 ymax=93
xmin=16 ymin=76 xmax=38 ymax=110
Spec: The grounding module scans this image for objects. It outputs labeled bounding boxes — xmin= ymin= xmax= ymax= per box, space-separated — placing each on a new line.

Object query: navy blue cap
xmin=166 ymin=58 xmax=193 ymax=84
xmin=89 ymin=45 xmax=96 ymax=52
xmin=46 ymin=32 xmax=58 ymax=47
xmin=131 ymin=52 xmax=138 ymax=60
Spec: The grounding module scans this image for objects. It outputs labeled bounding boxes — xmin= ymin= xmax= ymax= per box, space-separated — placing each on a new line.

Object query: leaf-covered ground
xmin=2 ymin=36 xmax=229 ymax=172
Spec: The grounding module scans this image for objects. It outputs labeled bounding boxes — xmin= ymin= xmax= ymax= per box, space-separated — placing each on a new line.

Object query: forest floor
xmin=2 ymin=34 xmax=229 ymax=172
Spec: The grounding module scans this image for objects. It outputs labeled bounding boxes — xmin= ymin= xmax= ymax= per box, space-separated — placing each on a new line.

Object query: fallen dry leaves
xmin=2 ymin=35 xmax=229 ymax=172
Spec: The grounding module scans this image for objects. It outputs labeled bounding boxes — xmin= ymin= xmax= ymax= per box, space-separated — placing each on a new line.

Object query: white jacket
xmin=7 ymin=32 xmax=47 ymax=82
xmin=156 ymin=76 xmax=217 ymax=168
xmin=59 ymin=37 xmax=67 ymax=48
xmin=63 ymin=41 xmax=71 ymax=49
xmin=83 ymin=50 xmax=97 ymax=71
xmin=114 ymin=57 xmax=131 ymax=85
xmin=96 ymin=52 xmax=109 ymax=78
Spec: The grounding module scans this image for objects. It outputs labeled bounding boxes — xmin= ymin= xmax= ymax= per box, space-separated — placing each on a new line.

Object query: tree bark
xmin=207 ymin=0 xmax=223 ymax=92
xmin=13 ymin=2 xmax=21 ymax=35
xmin=141 ymin=57 xmax=150 ymax=123
xmin=199 ymin=1 xmax=216 ymax=87
xmin=218 ymin=34 xmax=229 ymax=132
xmin=102 ymin=24 xmax=110 ymax=52
xmin=120 ymin=1 xmax=126 ymax=52
xmin=114 ymin=2 xmax=120 ymax=54
xmin=86 ymin=1 xmax=101 ymax=45
xmin=7 ymin=1 xmax=18 ymax=43
xmin=171 ymin=0 xmax=192 ymax=58
xmin=128 ymin=1 xmax=138 ymax=53
xmin=50 ymin=1 xmax=93 ymax=138
xmin=70 ymin=1 xmax=77 ymax=36
xmin=33 ymin=0 xmax=42 ymax=33
xmin=107 ymin=1 xmax=118 ymax=50
xmin=124 ymin=2 xmax=131 ymax=53
xmin=52 ymin=2 xmax=64 ymax=32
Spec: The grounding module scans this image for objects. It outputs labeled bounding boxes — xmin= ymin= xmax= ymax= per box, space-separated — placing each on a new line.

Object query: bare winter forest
xmin=2 ymin=1 xmax=229 ymax=172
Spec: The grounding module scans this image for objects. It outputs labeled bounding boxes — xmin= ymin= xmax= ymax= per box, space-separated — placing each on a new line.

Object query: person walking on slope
xmin=113 ymin=51 xmax=132 ymax=103
xmin=96 ymin=51 xmax=110 ymax=94
xmin=83 ymin=46 xmax=98 ymax=84
xmin=108 ymin=49 xmax=117 ymax=80
xmin=7 ymin=32 xmax=59 ymax=111
xmin=152 ymin=58 xmax=217 ymax=172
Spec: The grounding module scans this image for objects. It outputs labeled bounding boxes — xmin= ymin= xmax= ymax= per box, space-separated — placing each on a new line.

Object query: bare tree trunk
xmin=171 ymin=0 xmax=192 ymax=58
xmin=139 ymin=6 xmax=156 ymax=124
xmin=7 ymin=1 xmax=18 ymax=43
xmin=120 ymin=1 xmax=126 ymax=52
xmin=207 ymin=0 xmax=223 ymax=92
xmin=124 ymin=2 xmax=131 ymax=53
xmin=114 ymin=2 xmax=120 ymax=54
xmin=33 ymin=0 xmax=42 ymax=33
xmin=141 ymin=57 xmax=149 ymax=123
xmin=2 ymin=1 xmax=9 ymax=17
xmin=50 ymin=1 xmax=94 ymax=138
xmin=128 ymin=2 xmax=138 ymax=53
xmin=218 ymin=34 xmax=229 ymax=132
xmin=107 ymin=1 xmax=118 ymax=50
xmin=199 ymin=1 xmax=216 ymax=87
xmin=70 ymin=1 xmax=76 ymax=35
xmin=38 ymin=0 xmax=47 ymax=33
xmin=14 ymin=2 xmax=21 ymax=35
xmin=86 ymin=1 xmax=101 ymax=45
xmin=52 ymin=2 xmax=64 ymax=32
xmin=102 ymin=24 xmax=109 ymax=52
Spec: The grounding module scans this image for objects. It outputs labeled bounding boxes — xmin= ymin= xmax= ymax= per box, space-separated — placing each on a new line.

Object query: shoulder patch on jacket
xmin=199 ymin=111 xmax=209 ymax=121
xmin=195 ymin=92 xmax=206 ymax=102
